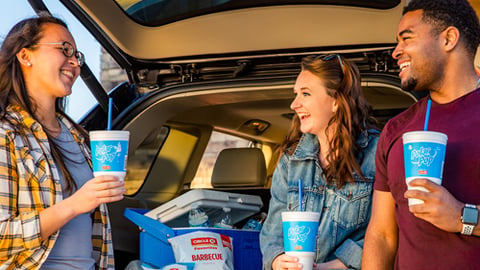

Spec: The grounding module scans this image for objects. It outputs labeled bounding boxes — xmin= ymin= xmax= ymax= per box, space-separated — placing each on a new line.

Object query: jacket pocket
xmin=332 ymin=176 xmax=373 ymax=230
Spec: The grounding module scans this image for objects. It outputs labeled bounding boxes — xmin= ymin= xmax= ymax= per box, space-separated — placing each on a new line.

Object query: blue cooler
xmin=124 ymin=208 xmax=262 ymax=270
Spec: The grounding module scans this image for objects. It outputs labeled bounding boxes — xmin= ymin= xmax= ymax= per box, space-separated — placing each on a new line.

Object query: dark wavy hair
xmin=0 ymin=14 xmax=88 ymax=194
xmin=281 ymin=55 xmax=377 ymax=187
xmin=404 ymin=0 xmax=480 ymax=56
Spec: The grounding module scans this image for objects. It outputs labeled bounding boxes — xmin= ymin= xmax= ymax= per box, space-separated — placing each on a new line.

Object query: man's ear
xmin=442 ymin=26 xmax=460 ymax=52
xmin=16 ymin=48 xmax=32 ymax=67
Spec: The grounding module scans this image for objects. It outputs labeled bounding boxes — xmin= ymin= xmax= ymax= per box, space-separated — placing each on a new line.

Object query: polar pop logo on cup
xmin=403 ymin=131 xmax=447 ymax=205
xmin=90 ymin=130 xmax=130 ymax=181
xmin=282 ymin=211 xmax=320 ymax=270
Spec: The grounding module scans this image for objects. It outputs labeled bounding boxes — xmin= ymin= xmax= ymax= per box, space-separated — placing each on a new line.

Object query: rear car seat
xmin=211 ymin=147 xmax=271 ymax=214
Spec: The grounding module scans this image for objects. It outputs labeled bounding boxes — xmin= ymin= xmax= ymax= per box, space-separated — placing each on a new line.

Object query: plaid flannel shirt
xmin=0 ymin=105 xmax=115 ymax=270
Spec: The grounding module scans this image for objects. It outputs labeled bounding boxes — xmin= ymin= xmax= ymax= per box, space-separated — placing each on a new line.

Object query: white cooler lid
xmin=144 ymin=189 xmax=263 ymax=227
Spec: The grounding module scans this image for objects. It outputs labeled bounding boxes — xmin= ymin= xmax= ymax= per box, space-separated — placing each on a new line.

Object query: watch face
xmin=462 ymin=206 xmax=479 ymax=225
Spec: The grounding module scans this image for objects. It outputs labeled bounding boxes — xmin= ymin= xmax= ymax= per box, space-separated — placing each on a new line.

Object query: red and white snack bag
xmin=168 ymin=231 xmax=234 ymax=270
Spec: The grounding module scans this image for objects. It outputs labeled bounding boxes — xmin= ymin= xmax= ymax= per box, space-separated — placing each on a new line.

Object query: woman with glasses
xmin=260 ymin=55 xmax=379 ymax=270
xmin=0 ymin=14 xmax=124 ymax=269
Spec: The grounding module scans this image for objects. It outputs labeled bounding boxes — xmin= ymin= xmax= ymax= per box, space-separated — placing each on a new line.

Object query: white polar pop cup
xmin=90 ymin=130 xmax=130 ymax=181
xmin=282 ymin=211 xmax=320 ymax=270
xmin=402 ymin=131 xmax=447 ymax=205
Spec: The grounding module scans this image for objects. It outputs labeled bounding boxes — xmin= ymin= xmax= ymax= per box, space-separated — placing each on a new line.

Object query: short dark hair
xmin=403 ymin=0 xmax=480 ymax=56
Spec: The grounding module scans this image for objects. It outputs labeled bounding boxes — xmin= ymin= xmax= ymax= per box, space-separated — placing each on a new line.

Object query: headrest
xmin=211 ymin=148 xmax=267 ymax=188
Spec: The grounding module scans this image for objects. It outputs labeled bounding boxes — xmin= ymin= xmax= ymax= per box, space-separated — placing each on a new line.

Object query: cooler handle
xmin=123 ymin=208 xmax=175 ymax=243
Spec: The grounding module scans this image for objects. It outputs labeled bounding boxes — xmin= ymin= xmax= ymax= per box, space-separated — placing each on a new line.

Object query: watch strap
xmin=462 ymin=224 xmax=475 ymax=235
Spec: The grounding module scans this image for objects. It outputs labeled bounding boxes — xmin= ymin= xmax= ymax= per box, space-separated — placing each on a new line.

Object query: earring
xmin=26 ymin=62 xmax=31 ymax=67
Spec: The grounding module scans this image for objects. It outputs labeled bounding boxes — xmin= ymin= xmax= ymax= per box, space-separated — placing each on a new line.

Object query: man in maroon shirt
xmin=362 ymin=0 xmax=480 ymax=269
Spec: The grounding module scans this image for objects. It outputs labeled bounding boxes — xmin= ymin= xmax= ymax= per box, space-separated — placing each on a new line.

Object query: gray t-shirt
xmin=42 ymin=121 xmax=95 ymax=270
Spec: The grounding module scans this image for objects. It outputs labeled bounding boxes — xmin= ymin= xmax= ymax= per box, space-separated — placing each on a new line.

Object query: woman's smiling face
xmin=19 ymin=23 xmax=81 ymax=103
xmin=291 ymin=69 xmax=337 ymax=137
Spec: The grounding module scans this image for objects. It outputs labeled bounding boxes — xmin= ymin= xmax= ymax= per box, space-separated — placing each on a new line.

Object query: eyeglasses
xmin=322 ymin=54 xmax=344 ymax=75
xmin=35 ymin=41 xmax=84 ymax=67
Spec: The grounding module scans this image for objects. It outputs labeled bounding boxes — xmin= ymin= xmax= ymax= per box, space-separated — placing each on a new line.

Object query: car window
xmin=114 ymin=0 xmax=400 ymax=26
xmin=126 ymin=125 xmax=205 ymax=202
xmin=191 ymin=131 xmax=250 ymax=188
xmin=124 ymin=126 xmax=169 ymax=195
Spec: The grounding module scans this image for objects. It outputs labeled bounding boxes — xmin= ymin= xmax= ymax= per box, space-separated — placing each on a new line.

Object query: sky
xmin=0 ymin=0 xmax=101 ymax=121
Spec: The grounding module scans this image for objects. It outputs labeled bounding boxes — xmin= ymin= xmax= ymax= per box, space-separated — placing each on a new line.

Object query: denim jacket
xmin=260 ymin=130 xmax=379 ymax=270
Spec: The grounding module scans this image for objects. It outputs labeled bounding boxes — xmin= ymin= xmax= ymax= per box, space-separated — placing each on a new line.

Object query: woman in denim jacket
xmin=260 ymin=55 xmax=379 ymax=270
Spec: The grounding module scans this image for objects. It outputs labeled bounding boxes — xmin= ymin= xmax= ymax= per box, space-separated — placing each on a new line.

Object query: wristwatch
xmin=461 ymin=204 xmax=478 ymax=235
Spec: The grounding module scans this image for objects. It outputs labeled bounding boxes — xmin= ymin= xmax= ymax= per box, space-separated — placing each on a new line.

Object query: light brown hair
xmin=282 ymin=55 xmax=377 ymax=187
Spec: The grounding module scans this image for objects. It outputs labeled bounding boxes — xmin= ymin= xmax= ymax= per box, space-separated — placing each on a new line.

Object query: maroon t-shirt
xmin=375 ymin=89 xmax=480 ymax=269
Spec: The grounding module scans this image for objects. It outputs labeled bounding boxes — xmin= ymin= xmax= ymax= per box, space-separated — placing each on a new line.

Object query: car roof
xmin=63 ymin=0 xmax=405 ymax=63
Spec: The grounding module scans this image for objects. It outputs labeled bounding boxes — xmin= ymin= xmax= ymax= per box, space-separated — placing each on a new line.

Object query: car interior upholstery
xmin=212 ymin=147 xmax=267 ymax=188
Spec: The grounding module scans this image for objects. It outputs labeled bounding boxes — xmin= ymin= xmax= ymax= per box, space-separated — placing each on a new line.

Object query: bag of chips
xmin=168 ymin=231 xmax=234 ymax=270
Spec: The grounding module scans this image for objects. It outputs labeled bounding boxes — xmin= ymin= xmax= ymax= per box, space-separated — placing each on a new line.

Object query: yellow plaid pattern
xmin=0 ymin=105 xmax=114 ymax=269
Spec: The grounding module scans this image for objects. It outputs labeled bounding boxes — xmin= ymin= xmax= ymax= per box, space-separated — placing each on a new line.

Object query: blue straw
xmin=107 ymin=98 xmax=113 ymax=130
xmin=298 ymin=179 xmax=303 ymax=211
xmin=423 ymin=99 xmax=431 ymax=131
